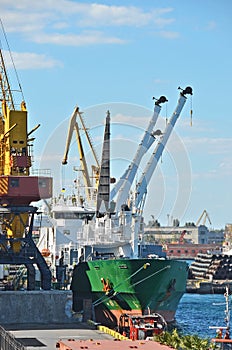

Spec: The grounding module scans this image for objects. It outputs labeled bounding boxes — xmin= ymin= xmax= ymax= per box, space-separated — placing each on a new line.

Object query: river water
xmin=175 ymin=292 xmax=230 ymax=339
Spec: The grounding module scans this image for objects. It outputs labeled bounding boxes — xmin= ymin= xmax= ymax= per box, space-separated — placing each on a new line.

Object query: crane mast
xmin=134 ymin=86 xmax=193 ymax=212
xmin=78 ymin=112 xmax=100 ymax=170
xmin=111 ymin=96 xmax=167 ymax=213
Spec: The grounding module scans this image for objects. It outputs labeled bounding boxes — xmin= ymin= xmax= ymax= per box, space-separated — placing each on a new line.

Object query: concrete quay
xmin=0 ymin=290 xmax=174 ymax=349
xmin=0 ymin=290 xmax=73 ymax=325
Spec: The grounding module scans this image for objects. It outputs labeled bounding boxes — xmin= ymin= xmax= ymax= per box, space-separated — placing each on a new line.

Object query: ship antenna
xmin=0 ymin=18 xmax=25 ymax=102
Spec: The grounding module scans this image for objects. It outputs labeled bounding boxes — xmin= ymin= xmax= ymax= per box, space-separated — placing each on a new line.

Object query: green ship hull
xmin=71 ymin=258 xmax=188 ymax=327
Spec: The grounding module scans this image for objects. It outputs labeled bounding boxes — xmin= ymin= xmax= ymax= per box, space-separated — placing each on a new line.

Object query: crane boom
xmin=0 ymin=49 xmax=15 ymax=110
xmin=62 ymin=106 xmax=79 ymax=165
xmin=111 ymin=96 xmax=167 ymax=212
xmin=74 ymin=122 xmax=92 ymax=200
xmin=62 ymin=106 xmax=92 ymax=201
xmin=78 ymin=113 xmax=100 ymax=169
xmin=134 ymin=86 xmax=193 ymax=211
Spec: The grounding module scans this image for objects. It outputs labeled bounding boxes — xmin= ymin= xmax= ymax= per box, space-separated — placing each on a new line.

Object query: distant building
xmin=144 ymin=224 xmax=224 ymax=245
xmin=224 ymin=224 xmax=232 ymax=248
xmin=163 ymin=243 xmax=221 ymax=259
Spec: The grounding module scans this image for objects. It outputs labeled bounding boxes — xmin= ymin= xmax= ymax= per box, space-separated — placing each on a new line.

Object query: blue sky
xmin=0 ymin=0 xmax=231 ymax=229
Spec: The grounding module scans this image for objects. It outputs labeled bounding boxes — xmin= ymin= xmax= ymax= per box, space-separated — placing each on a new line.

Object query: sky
xmin=0 ymin=0 xmax=231 ymax=229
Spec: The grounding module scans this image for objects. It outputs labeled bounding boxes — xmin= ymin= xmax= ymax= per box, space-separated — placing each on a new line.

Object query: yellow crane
xmin=0 ymin=26 xmax=52 ymax=289
xmin=196 ymin=209 xmax=212 ymax=227
xmin=62 ymin=106 xmax=100 ymax=202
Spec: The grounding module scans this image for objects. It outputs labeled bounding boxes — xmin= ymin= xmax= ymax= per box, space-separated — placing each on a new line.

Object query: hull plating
xmin=71 ymin=258 xmax=188 ymax=326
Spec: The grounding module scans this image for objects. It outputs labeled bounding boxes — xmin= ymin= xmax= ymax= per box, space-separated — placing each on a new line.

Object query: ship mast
xmin=96 ymin=111 xmax=111 ymax=217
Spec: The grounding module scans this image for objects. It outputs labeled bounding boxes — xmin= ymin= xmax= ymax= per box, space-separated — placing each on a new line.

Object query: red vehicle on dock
xmin=117 ymin=313 xmax=167 ymax=340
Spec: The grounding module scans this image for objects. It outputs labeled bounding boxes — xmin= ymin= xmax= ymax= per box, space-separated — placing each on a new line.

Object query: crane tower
xmin=0 ymin=47 xmax=52 ymax=290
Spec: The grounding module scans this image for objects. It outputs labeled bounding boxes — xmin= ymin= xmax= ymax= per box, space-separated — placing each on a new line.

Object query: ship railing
xmin=0 ymin=325 xmax=25 ymax=350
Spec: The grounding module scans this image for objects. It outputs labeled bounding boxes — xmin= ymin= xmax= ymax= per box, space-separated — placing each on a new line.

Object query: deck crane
xmin=134 ymin=86 xmax=193 ymax=213
xmin=62 ymin=106 xmax=100 ymax=202
xmin=111 ymin=95 xmax=168 ymax=213
xmin=0 ymin=44 xmax=52 ymax=290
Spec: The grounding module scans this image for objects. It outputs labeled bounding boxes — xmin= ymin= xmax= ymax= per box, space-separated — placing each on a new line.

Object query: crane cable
xmin=93 ymin=264 xmax=170 ymax=307
xmin=61 ymin=165 xmax=66 ymax=192
xmin=0 ymin=18 xmax=25 ymax=102
xmin=190 ymin=94 xmax=193 ymax=126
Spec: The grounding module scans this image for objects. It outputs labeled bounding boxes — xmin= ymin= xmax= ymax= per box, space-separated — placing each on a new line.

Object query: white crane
xmin=111 ymin=95 xmax=168 ymax=213
xmin=134 ymin=86 xmax=193 ymax=213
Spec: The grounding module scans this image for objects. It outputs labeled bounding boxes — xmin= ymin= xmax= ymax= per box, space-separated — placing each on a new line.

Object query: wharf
xmin=3 ymin=323 xmax=173 ymax=350
xmin=186 ymin=279 xmax=232 ymax=294
xmin=57 ymin=338 xmax=173 ymax=350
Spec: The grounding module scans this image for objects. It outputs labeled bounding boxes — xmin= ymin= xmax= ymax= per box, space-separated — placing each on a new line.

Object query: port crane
xmin=111 ymin=95 xmax=168 ymax=213
xmin=62 ymin=106 xmax=100 ymax=202
xmin=0 ymin=45 xmax=52 ymax=289
xmin=196 ymin=209 xmax=212 ymax=227
xmin=134 ymin=87 xmax=193 ymax=213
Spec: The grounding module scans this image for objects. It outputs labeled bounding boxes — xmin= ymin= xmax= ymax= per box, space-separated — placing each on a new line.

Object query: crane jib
xmin=134 ymin=88 xmax=192 ymax=210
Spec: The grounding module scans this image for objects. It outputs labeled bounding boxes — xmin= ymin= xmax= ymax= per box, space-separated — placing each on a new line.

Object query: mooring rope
xmin=93 ymin=264 xmax=171 ymax=308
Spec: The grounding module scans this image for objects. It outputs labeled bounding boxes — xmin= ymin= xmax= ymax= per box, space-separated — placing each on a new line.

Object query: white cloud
xmin=2 ymin=50 xmax=62 ymax=70
xmin=31 ymin=31 xmax=126 ymax=46
xmin=1 ymin=1 xmax=177 ymax=46
xmin=184 ymin=136 xmax=232 ymax=155
xmin=113 ymin=112 xmax=149 ymax=127
xmin=76 ymin=4 xmax=174 ymax=28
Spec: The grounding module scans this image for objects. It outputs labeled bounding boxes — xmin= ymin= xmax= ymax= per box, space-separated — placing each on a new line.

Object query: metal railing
xmin=0 ymin=326 xmax=25 ymax=350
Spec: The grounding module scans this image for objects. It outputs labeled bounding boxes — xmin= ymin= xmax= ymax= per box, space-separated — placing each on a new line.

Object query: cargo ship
xmin=66 ymin=87 xmax=193 ymax=327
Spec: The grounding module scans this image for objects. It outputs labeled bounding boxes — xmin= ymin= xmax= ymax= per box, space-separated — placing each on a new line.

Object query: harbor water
xmin=175 ymin=292 xmax=230 ymax=339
